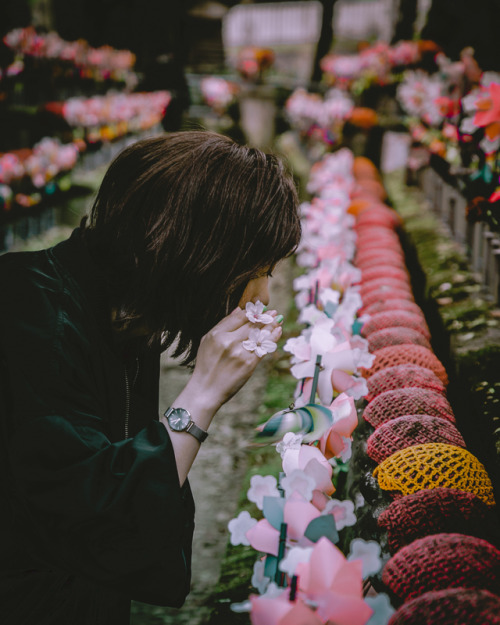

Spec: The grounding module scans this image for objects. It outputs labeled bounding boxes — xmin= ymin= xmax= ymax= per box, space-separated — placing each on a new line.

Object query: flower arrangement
xmin=226 ymin=149 xmax=396 ymax=625
xmin=0 ymin=137 xmax=84 ymax=210
xmin=200 ymin=76 xmax=239 ymax=114
xmin=44 ymin=91 xmax=170 ymax=143
xmin=236 ymin=46 xmax=274 ymax=82
xmin=3 ymin=27 xmax=137 ymax=84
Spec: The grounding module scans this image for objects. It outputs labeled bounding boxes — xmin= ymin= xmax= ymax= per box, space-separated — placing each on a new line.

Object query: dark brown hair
xmin=81 ymin=131 xmax=300 ymax=363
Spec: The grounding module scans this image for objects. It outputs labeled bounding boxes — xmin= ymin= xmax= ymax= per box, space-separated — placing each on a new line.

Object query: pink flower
xmin=243 ymin=328 xmax=277 ymax=357
xmin=246 ymin=300 xmax=275 ymax=325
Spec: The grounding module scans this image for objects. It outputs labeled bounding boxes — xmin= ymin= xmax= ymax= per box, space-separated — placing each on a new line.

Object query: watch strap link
xmin=185 ymin=420 xmax=209 ymax=443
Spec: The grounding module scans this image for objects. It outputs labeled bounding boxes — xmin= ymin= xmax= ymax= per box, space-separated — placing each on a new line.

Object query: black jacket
xmin=0 ymin=229 xmax=195 ymax=625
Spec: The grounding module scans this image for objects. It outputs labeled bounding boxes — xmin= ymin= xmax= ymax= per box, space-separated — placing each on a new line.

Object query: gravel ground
xmin=131 ymin=260 xmax=293 ymax=625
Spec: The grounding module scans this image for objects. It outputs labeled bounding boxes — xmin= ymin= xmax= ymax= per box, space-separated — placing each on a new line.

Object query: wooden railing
xmin=419 ymin=166 xmax=500 ymax=305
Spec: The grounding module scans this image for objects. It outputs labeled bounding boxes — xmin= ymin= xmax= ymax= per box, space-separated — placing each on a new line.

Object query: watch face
xmin=168 ymin=408 xmax=190 ymax=431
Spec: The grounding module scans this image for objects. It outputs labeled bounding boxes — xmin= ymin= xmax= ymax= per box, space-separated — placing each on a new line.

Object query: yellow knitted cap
xmin=373 ymin=443 xmax=496 ymax=506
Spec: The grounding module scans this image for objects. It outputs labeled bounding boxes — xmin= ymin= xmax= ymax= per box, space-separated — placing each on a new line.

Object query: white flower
xmin=228 ymin=510 xmax=258 ymax=546
xmin=322 ymin=499 xmax=357 ymax=530
xmin=348 ymin=539 xmax=382 ymax=578
xmin=247 ymin=475 xmax=280 ymax=510
xmin=280 ymin=469 xmax=316 ymax=501
xmin=251 ymin=558 xmax=271 ymax=594
xmin=338 ymin=437 xmax=352 ymax=462
xmin=364 ymin=593 xmax=395 ymax=625
xmin=355 ymin=492 xmax=365 ymax=509
xmin=230 ymin=601 xmax=252 ymax=613
xmin=245 ymin=300 xmax=274 ymax=325
xmin=275 ymin=432 xmax=304 ymax=457
xmin=242 ymin=328 xmax=277 ymax=357
xmin=278 ymin=546 xmax=313 ymax=576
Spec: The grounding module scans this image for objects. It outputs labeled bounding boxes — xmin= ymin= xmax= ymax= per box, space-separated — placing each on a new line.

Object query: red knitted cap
xmin=367 ymin=414 xmax=465 ymax=464
xmin=360 ymin=265 xmax=409 ymax=284
xmin=360 ymin=298 xmax=425 ymax=318
xmin=378 ymin=488 xmax=500 ymax=555
xmin=366 ymin=364 xmax=446 ymax=401
xmin=382 ymin=533 xmax=500 ymax=601
xmin=355 ymin=249 xmax=405 ymax=267
xmin=361 ymin=311 xmax=430 ymax=340
xmin=354 ymin=205 xmax=403 ymax=229
xmin=388 ymin=588 xmax=500 ymax=625
xmin=360 ymin=278 xmax=412 ymax=299
xmin=367 ymin=327 xmax=431 ymax=352
xmin=361 ymin=288 xmax=415 ymax=309
xmin=361 ymin=344 xmax=449 ymax=386
xmin=363 ymin=388 xmax=455 ymax=428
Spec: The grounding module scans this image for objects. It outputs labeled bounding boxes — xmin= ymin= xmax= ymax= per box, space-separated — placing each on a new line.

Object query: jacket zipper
xmin=124 ymin=357 xmax=139 ymax=439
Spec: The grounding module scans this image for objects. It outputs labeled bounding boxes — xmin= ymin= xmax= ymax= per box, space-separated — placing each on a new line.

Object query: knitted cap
xmin=388 ymin=588 xmax=500 ymax=625
xmin=354 ymin=205 xmax=402 ymax=229
xmin=360 ymin=265 xmax=409 ymax=284
xmin=361 ymin=278 xmax=412 ymax=299
xmin=382 ymin=533 xmax=500 ymax=601
xmin=367 ymin=415 xmax=465 ymax=464
xmin=378 ymin=488 xmax=500 ymax=555
xmin=361 ymin=288 xmax=415 ymax=309
xmin=367 ymin=327 xmax=431 ymax=352
xmin=373 ymin=443 xmax=496 ymax=505
xmin=361 ymin=310 xmax=430 ymax=340
xmin=361 ymin=344 xmax=449 ymax=386
xmin=361 ymin=298 xmax=425 ymax=319
xmin=355 ymin=250 xmax=405 ymax=267
xmin=366 ymin=364 xmax=446 ymax=401
xmin=363 ymin=388 xmax=455 ymax=428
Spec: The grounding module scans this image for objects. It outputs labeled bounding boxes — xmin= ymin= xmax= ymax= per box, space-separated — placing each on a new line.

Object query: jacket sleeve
xmin=0 ymin=258 xmax=194 ymax=607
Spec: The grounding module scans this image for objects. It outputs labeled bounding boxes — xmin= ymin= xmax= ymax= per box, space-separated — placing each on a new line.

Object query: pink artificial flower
xmin=295 ymin=537 xmax=373 ymax=625
xmin=318 ymin=393 xmax=358 ymax=460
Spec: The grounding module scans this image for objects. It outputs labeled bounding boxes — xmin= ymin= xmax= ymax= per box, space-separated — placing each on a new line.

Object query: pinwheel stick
xmin=275 ymin=522 xmax=288 ymax=587
xmin=309 ymin=354 xmax=323 ymax=404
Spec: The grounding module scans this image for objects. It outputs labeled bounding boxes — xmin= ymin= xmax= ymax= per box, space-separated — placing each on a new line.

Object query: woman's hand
xmin=187 ymin=307 xmax=282 ymax=413
xmin=164 ymin=307 xmax=282 ymax=485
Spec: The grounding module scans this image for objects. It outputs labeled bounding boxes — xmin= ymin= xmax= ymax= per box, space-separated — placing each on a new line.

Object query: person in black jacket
xmin=0 ymin=131 xmax=301 ymax=625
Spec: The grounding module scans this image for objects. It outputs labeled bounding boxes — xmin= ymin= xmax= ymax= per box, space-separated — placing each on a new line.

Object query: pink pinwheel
xmin=250 ymin=589 xmax=323 ymax=625
xmin=295 ymin=537 xmax=373 ymax=625
xmin=318 ymin=393 xmax=358 ymax=460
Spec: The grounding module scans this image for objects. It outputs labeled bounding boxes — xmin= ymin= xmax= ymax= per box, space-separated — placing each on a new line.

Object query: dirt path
xmin=131 ymin=260 xmax=293 ymax=625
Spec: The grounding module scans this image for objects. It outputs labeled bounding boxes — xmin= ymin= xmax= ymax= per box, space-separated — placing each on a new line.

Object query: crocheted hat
xmin=360 ymin=265 xmax=409 ymax=284
xmin=361 ymin=288 xmax=415 ymax=309
xmin=361 ymin=344 xmax=449 ymax=386
xmin=367 ymin=415 xmax=465 ymax=464
xmin=373 ymin=443 xmax=496 ymax=505
xmin=360 ymin=278 xmax=412 ymax=298
xmin=354 ymin=205 xmax=402 ymax=229
xmin=378 ymin=488 xmax=500 ymax=555
xmin=356 ymin=254 xmax=406 ymax=272
xmin=366 ymin=364 xmax=446 ymax=401
xmin=382 ymin=533 xmax=500 ymax=601
xmin=388 ymin=588 xmax=500 ymax=625
xmin=361 ymin=311 xmax=430 ymax=340
xmin=355 ymin=233 xmax=403 ymax=252
xmin=363 ymin=388 xmax=455 ymax=428
xmin=368 ymin=327 xmax=431 ymax=352
xmin=361 ymin=298 xmax=425 ymax=318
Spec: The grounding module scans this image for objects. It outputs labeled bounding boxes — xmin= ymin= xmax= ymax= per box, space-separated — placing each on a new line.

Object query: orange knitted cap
xmin=378 ymin=487 xmax=500 ymax=555
xmin=367 ymin=327 xmax=431 ymax=352
xmin=361 ymin=344 xmax=449 ymax=386
xmin=382 ymin=533 xmax=500 ymax=600
xmin=373 ymin=443 xmax=496 ymax=505
xmin=366 ymin=414 xmax=465 ymax=464
xmin=363 ymin=388 xmax=455 ymax=428
xmin=366 ymin=364 xmax=446 ymax=401
xmin=388 ymin=588 xmax=500 ymax=625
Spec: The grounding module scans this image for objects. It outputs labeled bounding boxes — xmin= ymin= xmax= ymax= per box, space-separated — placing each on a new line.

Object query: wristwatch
xmin=164 ymin=407 xmax=209 ymax=443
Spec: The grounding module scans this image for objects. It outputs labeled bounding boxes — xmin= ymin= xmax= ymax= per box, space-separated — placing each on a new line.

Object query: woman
xmin=0 ymin=131 xmax=300 ymax=624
